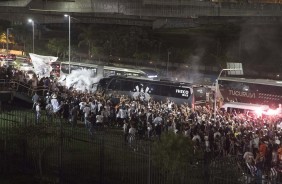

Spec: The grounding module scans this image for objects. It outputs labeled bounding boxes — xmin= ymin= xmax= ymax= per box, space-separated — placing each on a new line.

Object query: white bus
xmin=60 ymin=62 xmax=156 ymax=78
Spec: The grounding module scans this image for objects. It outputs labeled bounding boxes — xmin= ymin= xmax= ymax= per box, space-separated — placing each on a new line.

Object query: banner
xmin=29 ymin=53 xmax=58 ymax=79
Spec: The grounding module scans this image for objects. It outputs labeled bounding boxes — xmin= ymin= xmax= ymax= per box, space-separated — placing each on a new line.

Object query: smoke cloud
xmin=59 ymin=69 xmax=102 ymax=92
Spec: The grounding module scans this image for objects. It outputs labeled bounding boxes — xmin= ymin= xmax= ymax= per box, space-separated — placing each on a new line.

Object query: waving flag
xmin=29 ymin=53 xmax=58 ymax=79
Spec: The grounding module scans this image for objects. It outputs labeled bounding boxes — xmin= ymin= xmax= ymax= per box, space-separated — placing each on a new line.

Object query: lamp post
xmin=6 ymin=28 xmax=12 ymax=55
xmin=64 ymin=14 xmax=71 ymax=74
xmin=214 ymin=68 xmax=242 ymax=118
xmin=167 ymin=50 xmax=171 ymax=77
xmin=28 ymin=19 xmax=34 ymax=53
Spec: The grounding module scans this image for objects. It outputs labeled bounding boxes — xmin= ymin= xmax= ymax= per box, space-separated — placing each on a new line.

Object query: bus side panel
xmin=97 ymin=65 xmax=104 ymax=77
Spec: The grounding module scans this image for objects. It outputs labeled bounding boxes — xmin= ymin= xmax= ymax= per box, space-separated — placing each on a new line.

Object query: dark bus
xmin=98 ymin=76 xmax=194 ymax=106
xmin=218 ymin=77 xmax=282 ymax=109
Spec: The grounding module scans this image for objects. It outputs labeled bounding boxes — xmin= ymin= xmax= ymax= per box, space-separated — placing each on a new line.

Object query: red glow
xmin=255 ymin=109 xmax=263 ymax=117
xmin=263 ymin=109 xmax=279 ymax=116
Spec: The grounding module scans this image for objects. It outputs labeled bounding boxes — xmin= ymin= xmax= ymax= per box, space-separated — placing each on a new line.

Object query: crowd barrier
xmin=0 ymin=104 xmax=282 ymax=183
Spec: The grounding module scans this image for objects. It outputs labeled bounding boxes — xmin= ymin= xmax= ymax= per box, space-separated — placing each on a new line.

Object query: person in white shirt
xmin=51 ymin=94 xmax=60 ymax=113
xmin=252 ymin=134 xmax=259 ymax=158
xmin=35 ymin=102 xmax=40 ymax=124
xmin=116 ymin=104 xmax=128 ymax=127
xmin=96 ymin=111 xmax=104 ymax=128
xmin=32 ymin=92 xmax=39 ymax=110
xmin=123 ymin=121 xmax=129 ymax=143
xmin=97 ymin=101 xmax=103 ymax=112
xmin=45 ymin=102 xmax=53 ymax=124
xmin=129 ymin=124 xmax=137 ymax=146
xmin=31 ymin=75 xmax=38 ymax=89
xmin=90 ymin=100 xmax=97 ymax=115
xmin=192 ymin=133 xmax=201 ymax=143
xmin=83 ymin=104 xmax=91 ymax=128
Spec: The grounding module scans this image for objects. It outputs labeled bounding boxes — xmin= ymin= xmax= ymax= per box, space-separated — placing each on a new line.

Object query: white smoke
xmin=60 ymin=69 xmax=102 ymax=93
xmin=29 ymin=53 xmax=58 ymax=79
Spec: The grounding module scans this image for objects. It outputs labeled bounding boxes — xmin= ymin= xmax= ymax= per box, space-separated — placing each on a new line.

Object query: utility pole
xmin=167 ymin=50 xmax=171 ymax=77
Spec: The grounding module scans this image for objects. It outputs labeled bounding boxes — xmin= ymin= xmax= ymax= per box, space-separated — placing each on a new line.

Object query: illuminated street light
xmin=64 ymin=14 xmax=71 ymax=74
xmin=167 ymin=50 xmax=171 ymax=77
xmin=214 ymin=68 xmax=242 ymax=118
xmin=6 ymin=28 xmax=13 ymax=55
xmin=28 ymin=19 xmax=34 ymax=53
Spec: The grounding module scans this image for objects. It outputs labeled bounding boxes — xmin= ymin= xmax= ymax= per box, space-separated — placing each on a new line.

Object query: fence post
xmin=204 ymin=151 xmax=211 ymax=184
xmin=99 ymin=132 xmax=105 ymax=184
xmin=59 ymin=117 xmax=63 ymax=183
xmin=148 ymin=143 xmax=151 ymax=184
xmin=22 ymin=115 xmax=28 ymax=171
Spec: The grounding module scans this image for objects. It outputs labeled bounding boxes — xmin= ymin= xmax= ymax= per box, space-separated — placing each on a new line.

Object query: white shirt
xmin=243 ymin=152 xmax=254 ymax=164
xmin=192 ymin=135 xmax=201 ymax=142
xmin=129 ymin=127 xmax=137 ymax=135
xmin=117 ymin=108 xmax=127 ymax=119
xmin=90 ymin=102 xmax=97 ymax=113
xmin=97 ymin=102 xmax=103 ymax=112
xmin=35 ymin=104 xmax=40 ymax=112
xmin=83 ymin=106 xmax=91 ymax=118
xmin=252 ymin=136 xmax=259 ymax=149
xmin=214 ymin=132 xmax=221 ymax=139
xmin=96 ymin=114 xmax=104 ymax=123
xmin=51 ymin=98 xmax=60 ymax=113
xmin=79 ymin=102 xmax=86 ymax=111
xmin=123 ymin=123 xmax=128 ymax=133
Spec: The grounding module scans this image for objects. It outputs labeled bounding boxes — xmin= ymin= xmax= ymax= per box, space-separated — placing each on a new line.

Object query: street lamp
xmin=28 ymin=19 xmax=34 ymax=53
xmin=64 ymin=14 xmax=71 ymax=74
xmin=213 ymin=68 xmax=242 ymax=118
xmin=6 ymin=28 xmax=13 ymax=55
xmin=167 ymin=50 xmax=171 ymax=77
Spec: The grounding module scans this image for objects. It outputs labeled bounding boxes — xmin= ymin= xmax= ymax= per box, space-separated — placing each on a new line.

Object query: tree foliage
xmin=78 ymin=25 xmax=95 ymax=58
xmin=152 ymin=132 xmax=203 ymax=183
xmin=8 ymin=121 xmax=60 ymax=182
xmin=47 ymin=38 xmax=68 ymax=58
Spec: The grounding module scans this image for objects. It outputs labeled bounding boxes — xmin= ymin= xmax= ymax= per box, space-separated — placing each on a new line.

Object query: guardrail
xmin=0 ymin=79 xmax=50 ymax=100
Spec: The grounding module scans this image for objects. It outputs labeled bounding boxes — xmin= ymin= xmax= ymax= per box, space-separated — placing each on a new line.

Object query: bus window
xmin=120 ymin=79 xmax=134 ymax=91
xmin=104 ymin=70 xmax=115 ymax=77
xmin=108 ymin=79 xmax=122 ymax=91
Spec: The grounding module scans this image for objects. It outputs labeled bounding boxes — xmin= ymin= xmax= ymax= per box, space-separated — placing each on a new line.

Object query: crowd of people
xmin=35 ymin=79 xmax=282 ymax=183
xmin=2 ymin=64 xmax=282 ymax=183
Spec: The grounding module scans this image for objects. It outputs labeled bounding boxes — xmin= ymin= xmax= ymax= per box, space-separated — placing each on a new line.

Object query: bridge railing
xmin=0 ymin=79 xmax=50 ymax=98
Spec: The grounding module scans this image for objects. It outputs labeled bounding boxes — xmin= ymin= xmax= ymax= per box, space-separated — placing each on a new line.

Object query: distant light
xmin=64 ymin=14 xmax=69 ymax=17
xmin=148 ymin=75 xmax=158 ymax=78
xmin=255 ymin=108 xmax=263 ymax=117
xmin=28 ymin=19 xmax=33 ymax=23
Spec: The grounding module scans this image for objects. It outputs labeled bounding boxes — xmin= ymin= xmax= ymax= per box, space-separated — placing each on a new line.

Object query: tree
xmin=78 ymin=25 xmax=95 ymax=59
xmin=8 ymin=119 xmax=61 ymax=183
xmin=152 ymin=132 xmax=203 ymax=184
xmin=12 ymin=25 xmax=31 ymax=54
xmin=47 ymin=38 xmax=68 ymax=58
xmin=0 ymin=32 xmax=6 ymax=49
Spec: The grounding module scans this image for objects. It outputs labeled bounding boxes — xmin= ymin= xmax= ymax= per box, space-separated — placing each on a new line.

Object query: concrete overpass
xmin=1 ymin=0 xmax=282 ymax=28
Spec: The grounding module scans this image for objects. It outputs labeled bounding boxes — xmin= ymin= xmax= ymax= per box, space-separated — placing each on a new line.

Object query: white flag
xmin=29 ymin=53 xmax=58 ymax=79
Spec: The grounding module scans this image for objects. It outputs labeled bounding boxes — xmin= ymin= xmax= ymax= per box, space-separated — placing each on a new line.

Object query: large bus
xmin=218 ymin=77 xmax=282 ymax=113
xmin=60 ymin=62 xmax=157 ymax=79
xmin=97 ymin=76 xmax=194 ymax=106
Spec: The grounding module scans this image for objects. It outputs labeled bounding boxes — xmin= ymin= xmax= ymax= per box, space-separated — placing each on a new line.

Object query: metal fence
xmin=0 ymin=105 xmax=281 ymax=184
